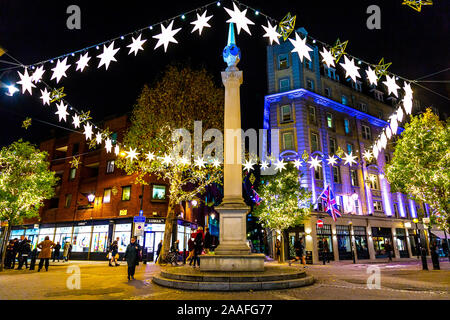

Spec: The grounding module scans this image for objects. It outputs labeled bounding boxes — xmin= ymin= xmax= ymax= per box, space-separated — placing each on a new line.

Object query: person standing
xmin=187 ymin=234 xmax=195 ymax=265
xmin=192 ymin=231 xmax=203 ymax=268
xmin=37 ymin=236 xmax=55 ymax=272
xmin=289 ymin=238 xmax=306 ymax=268
xmin=204 ymin=227 xmax=212 ymax=254
xmin=123 ymin=237 xmax=141 ymax=280
xmin=52 ymin=242 xmax=61 ymax=262
xmin=155 ymin=240 xmax=162 ymax=263
xmin=275 ymin=239 xmax=281 ymax=263
xmin=4 ymin=240 xmax=15 ymax=269
xmin=322 ymin=239 xmax=330 ymax=264
xmin=29 ymin=246 xmax=38 ymax=271
xmin=384 ymin=240 xmax=393 ymax=262
xmin=17 ymin=239 xmax=31 ymax=270
xmin=109 ymin=239 xmax=120 ymax=267
xmin=11 ymin=238 xmax=19 ymax=269
xmin=62 ymin=241 xmax=71 ymax=262
xmin=430 ymin=241 xmax=441 ymax=270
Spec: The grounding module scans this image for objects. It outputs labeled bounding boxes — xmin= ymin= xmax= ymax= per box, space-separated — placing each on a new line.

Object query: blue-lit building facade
xmin=264 ymin=28 xmax=437 ymax=263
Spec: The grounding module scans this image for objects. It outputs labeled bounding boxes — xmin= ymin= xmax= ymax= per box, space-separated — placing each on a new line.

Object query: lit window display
xmin=25 ymin=228 xmax=40 ymax=249
xmin=38 ymin=227 xmax=55 ymax=243
xmin=72 ymin=226 xmax=92 ymax=252
xmin=152 ymin=185 xmax=166 ymax=201
xmin=91 ymin=225 xmax=109 ymax=252
xmin=10 ymin=229 xmax=25 ymax=239
xmin=113 ymin=223 xmax=132 ymax=253
xmin=54 ymin=226 xmax=73 ymax=246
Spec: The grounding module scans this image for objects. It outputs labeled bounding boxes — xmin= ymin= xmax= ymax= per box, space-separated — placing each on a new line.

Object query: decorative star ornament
xmin=224 ymin=2 xmax=255 ymax=35
xmin=51 ymin=58 xmax=71 ymax=83
xmin=194 ymin=156 xmax=206 ymax=169
xmin=374 ymin=58 xmax=392 ymax=80
xmin=366 ymin=66 xmax=378 ymax=86
xmin=363 ymin=150 xmax=373 ymax=162
xmin=153 ymin=21 xmax=181 ymax=52
xmin=161 ymin=154 xmax=173 ymax=166
xmin=403 ymin=96 xmax=413 ymax=115
xmin=383 ymin=75 xmax=400 ymax=97
xmin=17 ymin=69 xmax=36 ymax=95
xmin=50 ymin=87 xmax=66 ymax=103
xmin=402 ymin=0 xmax=433 ymax=12
xmin=31 ymin=66 xmax=45 ymax=83
xmin=243 ymin=159 xmax=255 ymax=172
xmin=127 ymin=34 xmax=147 ymax=56
xmin=372 ymin=145 xmax=379 ymax=160
xmin=55 ymin=101 xmax=69 ymax=122
xmin=330 ymin=39 xmax=348 ymax=63
xmin=179 ymin=156 xmax=190 ymax=166
xmin=97 ymin=42 xmax=120 ymax=70
xmin=76 ymin=52 xmax=91 ymax=72
xmin=385 ymin=126 xmax=392 ymax=139
xmin=343 ymin=152 xmax=358 ymax=166
xmin=308 ymin=156 xmax=322 ymax=170
xmin=105 ymin=138 xmax=112 ymax=153
xmin=260 ymin=160 xmax=269 ymax=171
xmin=40 ymin=88 xmax=51 ymax=106
xmin=114 ymin=145 xmax=120 ymax=156
xmin=95 ymin=132 xmax=103 ymax=145
xmin=126 ymin=148 xmax=140 ymax=161
xmin=212 ymin=158 xmax=221 ymax=168
xmin=69 ymin=156 xmax=81 ymax=169
xmin=191 ymin=10 xmax=212 ymax=35
xmin=274 ymin=159 xmax=287 ymax=172
xmin=72 ymin=114 xmax=81 ymax=128
xmin=403 ymin=82 xmax=413 ymax=98
xmin=262 ymin=21 xmax=280 ymax=45
xmin=83 ymin=123 xmax=93 ymax=140
xmin=22 ymin=118 xmax=32 ymax=130
xmin=340 ymin=56 xmax=361 ymax=82
xmin=320 ymin=47 xmax=335 ymax=68
xmin=327 ymin=155 xmax=338 ymax=166
xmin=396 ymin=107 xmax=404 ymax=122
xmin=293 ymin=159 xmax=303 ymax=169
xmin=289 ymin=33 xmax=313 ymax=62
xmin=389 ymin=115 xmax=399 ymax=135
xmin=301 ymin=150 xmax=309 ymax=162
xmin=145 ymin=152 xmax=155 ymax=162
xmin=277 ymin=12 xmax=296 ymax=41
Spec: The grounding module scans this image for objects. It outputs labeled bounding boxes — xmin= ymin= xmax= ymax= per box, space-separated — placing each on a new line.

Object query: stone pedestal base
xmin=199 ymin=254 xmax=265 ymax=272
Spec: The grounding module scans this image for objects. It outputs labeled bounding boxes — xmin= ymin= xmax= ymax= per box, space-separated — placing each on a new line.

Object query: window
xmin=354 ymin=199 xmax=360 ymax=214
xmin=111 ymin=132 xmax=118 ymax=145
xmin=314 ymin=166 xmax=323 ymax=180
xmin=310 ymin=132 xmax=320 ymax=152
xmin=280 ymin=105 xmax=293 ymax=122
xmin=385 ymin=153 xmax=390 ymax=164
xmin=69 ymin=168 xmax=77 ymax=181
xmin=377 ymin=111 xmax=383 ymax=119
xmin=121 ymin=186 xmax=131 ymax=201
xmin=327 ymin=112 xmax=334 ymax=129
xmin=64 ymin=194 xmax=72 ymax=208
xmin=341 ymin=95 xmax=348 ymax=105
xmin=333 ymin=166 xmax=341 ymax=183
xmin=351 ymin=81 xmax=362 ymax=92
xmin=344 ymin=119 xmax=351 ymax=134
xmin=368 ymin=174 xmax=380 ymax=190
xmin=324 ymin=87 xmax=331 ymax=97
xmin=362 ymin=124 xmax=371 ymax=140
xmin=373 ymin=201 xmax=383 ymax=212
xmin=306 ymin=58 xmax=313 ymax=70
xmin=103 ymin=188 xmax=112 ymax=203
xmin=113 ymin=224 xmax=132 ymax=253
xmin=278 ymin=54 xmax=289 ymax=70
xmin=346 ymin=143 xmax=353 ymax=154
xmin=106 ymin=160 xmax=115 ymax=174
xmin=282 ymin=132 xmax=295 ymax=150
xmin=373 ymin=90 xmax=383 ymax=102
xmin=72 ymin=226 xmax=92 ymax=253
xmin=91 ymin=225 xmax=109 ymax=253
xmin=357 ymin=102 xmax=368 ymax=113
xmin=279 ymin=78 xmax=290 ymax=92
xmin=325 ymin=67 xmax=338 ymax=81
xmin=308 ymin=106 xmax=317 ymax=124
xmin=350 ymin=170 xmax=359 ymax=186
xmin=329 ymin=138 xmax=336 ymax=154
xmin=393 ymin=203 xmax=399 ymax=217
xmin=152 ymin=185 xmax=167 ymax=201
xmin=306 ymin=79 xmax=315 ymax=91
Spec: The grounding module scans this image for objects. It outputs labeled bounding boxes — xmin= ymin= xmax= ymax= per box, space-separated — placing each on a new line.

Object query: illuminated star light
xmin=212 ymin=158 xmax=221 ymax=168
xmin=327 ymin=155 xmax=338 ymax=166
xmin=293 ymin=159 xmax=303 ymax=169
xmin=373 ymin=145 xmax=379 ymax=160
xmin=374 ymin=58 xmax=392 ymax=79
xmin=403 ymin=82 xmax=413 ymax=98
xmin=289 ymin=32 xmax=313 ymax=62
xmin=152 ymin=21 xmax=182 ymax=52
xmin=343 ymin=152 xmax=358 ymax=166
xmin=330 ymin=39 xmax=348 ymax=63
xmin=277 ymin=12 xmax=296 ymax=41
xmin=385 ymin=126 xmax=392 ymax=139
xmin=72 ymin=114 xmax=81 ymax=128
xmin=320 ymin=47 xmax=335 ymax=68
xmin=161 ymin=154 xmax=173 ymax=166
xmin=76 ymin=52 xmax=91 ymax=72
xmin=396 ymin=107 xmax=404 ymax=122
xmin=308 ymin=156 xmax=322 ymax=170
xmin=190 ymin=10 xmax=213 ymax=35
xmin=146 ymin=152 xmax=155 ymax=162
xmin=51 ymin=58 xmax=71 ymax=83
xmin=403 ymin=96 xmax=413 ymax=115
xmin=366 ymin=66 xmax=378 ymax=86
xmin=97 ymin=41 xmax=120 ymax=70
xmin=31 ymin=66 xmax=45 ymax=83
xmin=363 ymin=150 xmax=373 ymax=162
xmin=340 ymin=56 xmax=361 ymax=82
xmin=114 ymin=145 xmax=120 ymax=156
xmin=40 ymin=88 xmax=51 ymax=106
xmin=260 ymin=160 xmax=269 ymax=171
xmin=127 ymin=34 xmax=147 ymax=56
xmin=194 ymin=156 xmax=205 ymax=169
xmin=179 ymin=156 xmax=190 ymax=166
xmin=55 ymin=101 xmax=69 ymax=122
xmin=274 ymin=159 xmax=287 ymax=172
xmin=105 ymin=138 xmax=112 ymax=153
xmin=95 ymin=132 xmax=103 ymax=145
xmin=243 ymin=159 xmax=255 ymax=172
xmin=383 ymin=75 xmax=401 ymax=97
xmin=389 ymin=115 xmax=399 ymax=135
xmin=262 ymin=21 xmax=280 ymax=45
xmin=402 ymin=0 xmax=433 ymax=12
xmin=224 ymin=2 xmax=255 ymax=35
xmin=17 ymin=69 xmax=36 ymax=95
xmin=83 ymin=123 xmax=93 ymax=140
xmin=126 ymin=148 xmax=140 ymax=161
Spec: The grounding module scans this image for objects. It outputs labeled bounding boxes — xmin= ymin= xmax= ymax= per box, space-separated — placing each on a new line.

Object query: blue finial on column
xmin=223 ymin=23 xmax=241 ymax=68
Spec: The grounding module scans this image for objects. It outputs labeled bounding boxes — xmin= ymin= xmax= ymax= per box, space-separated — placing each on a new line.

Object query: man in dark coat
xmin=155 ymin=240 xmax=162 ymax=263
xmin=192 ymin=232 xmax=203 ymax=268
xmin=123 ymin=237 xmax=141 ymax=280
xmin=4 ymin=240 xmax=15 ymax=269
xmin=53 ymin=242 xmax=61 ymax=262
xmin=384 ymin=240 xmax=393 ymax=262
xmin=204 ymin=228 xmax=212 ymax=254
xmin=17 ymin=239 xmax=31 ymax=270
xmin=11 ymin=238 xmax=19 ymax=269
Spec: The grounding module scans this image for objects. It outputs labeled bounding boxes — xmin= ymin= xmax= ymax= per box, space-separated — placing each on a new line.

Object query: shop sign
xmin=119 ymin=209 xmax=128 ymax=216
xmin=134 ymin=222 xmax=145 ymax=236
xmin=147 ymin=218 xmax=164 ymax=224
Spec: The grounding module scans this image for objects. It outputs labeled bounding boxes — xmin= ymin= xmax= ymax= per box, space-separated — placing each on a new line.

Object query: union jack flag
xmin=319 ymin=184 xmax=342 ymax=221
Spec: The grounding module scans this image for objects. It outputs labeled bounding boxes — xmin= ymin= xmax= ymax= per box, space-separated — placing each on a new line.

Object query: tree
xmin=0 ymin=140 xmax=58 ymax=271
xmin=116 ymin=65 xmax=224 ymax=262
xmin=253 ymin=163 xmax=311 ymax=261
xmin=385 ymin=109 xmax=450 ymax=231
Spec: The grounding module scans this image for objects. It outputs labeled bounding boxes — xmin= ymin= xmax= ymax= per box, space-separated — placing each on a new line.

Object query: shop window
xmin=38 ymin=227 xmax=55 ymax=243
xmin=344 ymin=119 xmax=350 ymax=134
xmin=69 ymin=168 xmax=77 ymax=181
xmin=64 ymin=194 xmax=72 ymax=208
xmin=121 ymin=186 xmax=131 ymax=201
xmin=317 ymin=224 xmax=334 ymax=261
xmin=308 ymin=106 xmax=317 ymax=124
xmin=280 ymin=104 xmax=293 ymax=123
xmin=373 ymin=200 xmax=383 ymax=212
xmin=152 ymin=185 xmax=167 ymax=201
xmin=329 ymin=137 xmax=336 ymax=154
xmin=54 ymin=226 xmax=72 ymax=245
xmin=72 ymin=226 xmax=92 ymax=253
xmin=350 ymin=170 xmax=359 ymax=186
xmin=353 ymin=226 xmax=369 ymax=259
xmin=91 ymin=225 xmax=109 ymax=252
xmin=332 ymin=166 xmax=341 ymax=183
xmin=278 ymin=54 xmax=289 ymax=70
xmin=282 ymin=132 xmax=295 ymax=150
xmin=103 ymin=188 xmax=112 ymax=203
xmin=362 ymin=124 xmax=371 ymax=140
xmin=113 ymin=223 xmax=132 ymax=253
xmin=310 ymin=132 xmax=320 ymax=152
xmin=279 ymin=78 xmax=290 ymax=92
xmin=106 ymin=160 xmax=115 ymax=174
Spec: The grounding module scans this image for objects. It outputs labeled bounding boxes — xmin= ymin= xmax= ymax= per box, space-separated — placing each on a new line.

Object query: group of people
xmin=186 ymin=226 xmax=212 ymax=267
xmin=3 ymin=236 xmax=72 ymax=272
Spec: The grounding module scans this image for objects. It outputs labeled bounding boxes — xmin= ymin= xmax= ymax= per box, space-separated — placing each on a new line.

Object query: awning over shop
xmin=431 ymin=230 xmax=448 ymax=240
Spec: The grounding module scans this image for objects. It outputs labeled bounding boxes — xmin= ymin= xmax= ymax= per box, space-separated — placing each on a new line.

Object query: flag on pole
xmin=319 ymin=184 xmax=342 ymax=221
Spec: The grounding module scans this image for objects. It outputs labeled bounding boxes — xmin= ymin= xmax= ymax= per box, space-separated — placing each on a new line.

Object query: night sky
xmin=0 ymin=0 xmax=448 ymax=148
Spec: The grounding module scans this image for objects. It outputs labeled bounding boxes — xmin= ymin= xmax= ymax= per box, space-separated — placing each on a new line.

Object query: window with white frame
xmin=373 ymin=200 xmax=383 ymax=212
xmin=333 ymin=166 xmax=341 ymax=183
xmin=308 ymin=106 xmax=317 ymax=124
xmin=106 ymin=160 xmax=115 ymax=174
xmin=279 ymin=78 xmax=290 ymax=92
xmin=282 ymin=131 xmax=295 ymax=150
xmin=354 ymin=199 xmax=360 ymax=214
xmin=325 ymin=67 xmax=338 ymax=80
xmin=278 ymin=54 xmax=289 ymax=70
xmin=357 ymin=102 xmax=368 ymax=113
xmin=280 ymin=104 xmax=293 ymax=123
xmin=346 ymin=143 xmax=353 ymax=154
xmin=393 ymin=203 xmax=399 ymax=217
xmin=344 ymin=118 xmax=351 ymax=134
xmin=361 ymin=124 xmax=371 ymax=140
xmin=326 ymin=112 xmax=334 ymax=129
xmin=368 ymin=174 xmax=380 ymax=190
xmin=350 ymin=170 xmax=359 ymax=186
xmin=310 ymin=132 xmax=320 ymax=152
xmin=329 ymin=137 xmax=336 ymax=154
xmin=314 ymin=166 xmax=323 ymax=180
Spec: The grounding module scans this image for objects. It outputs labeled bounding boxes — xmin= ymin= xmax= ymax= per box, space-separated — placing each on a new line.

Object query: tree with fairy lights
xmin=385 ymin=108 xmax=450 ymax=232
xmin=253 ymin=162 xmax=311 ymax=262
xmin=116 ymin=65 xmax=224 ymax=263
xmin=0 ymin=140 xmax=58 ymax=271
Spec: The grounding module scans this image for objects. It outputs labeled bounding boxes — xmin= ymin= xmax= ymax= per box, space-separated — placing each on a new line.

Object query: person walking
xmin=170 ymin=240 xmax=180 ymax=265
xmin=62 ymin=241 xmax=71 ymax=262
xmin=187 ymin=234 xmax=195 ymax=265
xmin=108 ymin=239 xmax=120 ymax=267
xmin=384 ymin=240 xmax=393 ymax=262
xmin=17 ymin=239 xmax=31 ymax=270
xmin=37 ymin=236 xmax=55 ymax=272
xmin=275 ymin=239 xmax=281 ymax=263
xmin=289 ymin=238 xmax=306 ymax=268
xmin=430 ymin=241 xmax=441 ymax=270
xmin=123 ymin=237 xmax=141 ymax=280
xmin=52 ymin=242 xmax=61 ymax=262
xmin=155 ymin=240 xmax=162 ymax=263
xmin=204 ymin=227 xmax=212 ymax=254
xmin=192 ymin=231 xmax=204 ymax=268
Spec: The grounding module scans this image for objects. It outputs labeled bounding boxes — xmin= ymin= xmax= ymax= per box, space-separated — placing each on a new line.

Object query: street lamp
xmin=87 ymin=193 xmax=95 ymax=204
xmin=413 ymin=218 xmax=428 ymax=270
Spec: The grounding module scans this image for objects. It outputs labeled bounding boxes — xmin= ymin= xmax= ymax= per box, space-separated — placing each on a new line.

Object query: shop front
xmin=336 ymin=225 xmax=352 ymax=260
xmin=372 ymin=227 xmax=394 ymax=259
xmin=287 ymin=226 xmax=305 ymax=260
xmin=395 ymin=228 xmax=409 ymax=258
xmin=408 ymin=228 xmax=419 ymax=257
xmin=353 ymin=226 xmax=369 ymax=259
xmin=143 ymin=218 xmax=165 ymax=262
xmin=317 ymin=224 xmax=334 ymax=261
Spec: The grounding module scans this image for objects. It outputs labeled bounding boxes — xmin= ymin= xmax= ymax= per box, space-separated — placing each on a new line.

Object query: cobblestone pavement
xmin=0 ymin=258 xmax=449 ymax=300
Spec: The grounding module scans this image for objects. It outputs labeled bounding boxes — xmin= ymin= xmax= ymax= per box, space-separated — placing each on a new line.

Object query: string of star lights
xmin=1 ymin=0 xmax=445 ymax=173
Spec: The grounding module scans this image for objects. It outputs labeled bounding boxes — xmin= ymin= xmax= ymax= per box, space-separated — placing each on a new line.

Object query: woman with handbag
xmin=108 ymin=238 xmax=120 ymax=267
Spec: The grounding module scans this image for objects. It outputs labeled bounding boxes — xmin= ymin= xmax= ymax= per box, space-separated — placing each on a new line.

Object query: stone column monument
xmin=200 ymin=23 xmax=265 ymax=271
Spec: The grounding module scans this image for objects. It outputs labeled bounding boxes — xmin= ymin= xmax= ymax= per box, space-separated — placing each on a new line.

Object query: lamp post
xmin=413 ymin=218 xmax=428 ymax=270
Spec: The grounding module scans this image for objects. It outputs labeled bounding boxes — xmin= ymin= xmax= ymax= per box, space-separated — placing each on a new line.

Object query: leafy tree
xmin=253 ymin=163 xmax=311 ymax=261
xmin=385 ymin=109 xmax=450 ymax=232
xmin=0 ymin=140 xmax=58 ymax=271
xmin=116 ymin=65 xmax=224 ymax=262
